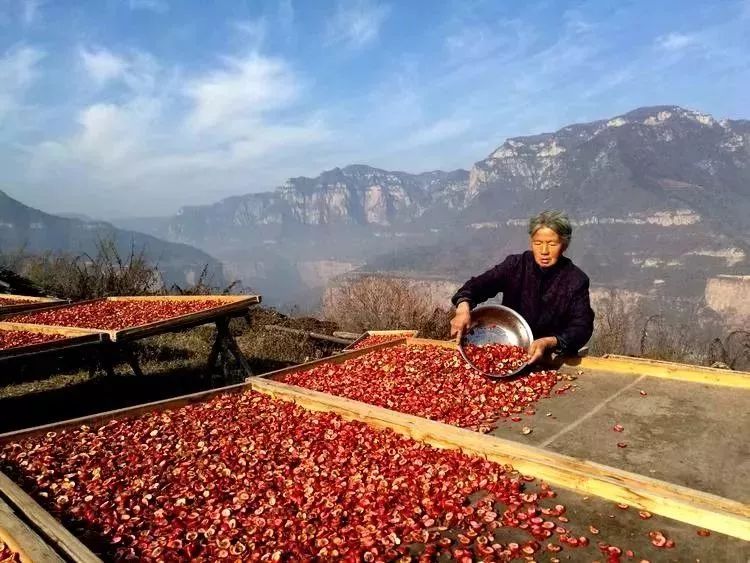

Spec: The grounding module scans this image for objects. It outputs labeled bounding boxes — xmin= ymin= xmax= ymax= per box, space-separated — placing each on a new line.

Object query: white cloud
xmin=79 ymin=47 xmax=160 ymax=94
xmin=184 ymin=53 xmax=299 ymax=133
xmin=656 ymin=32 xmax=698 ymax=51
xmin=327 ymin=0 xmax=390 ymax=49
xmin=128 ymin=0 xmax=168 ymax=14
xmin=26 ymin=47 xmax=329 ymax=215
xmin=79 ymin=47 xmax=127 ymax=86
xmin=0 ymin=45 xmax=44 ymax=123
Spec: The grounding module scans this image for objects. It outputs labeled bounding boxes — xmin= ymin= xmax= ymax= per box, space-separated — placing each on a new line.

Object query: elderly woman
xmin=450 ymin=210 xmax=594 ymax=364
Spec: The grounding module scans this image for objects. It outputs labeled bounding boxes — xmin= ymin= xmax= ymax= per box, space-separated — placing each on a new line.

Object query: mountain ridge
xmin=110 ymin=105 xmax=750 ymax=305
xmin=0 ymin=190 xmax=227 ymax=289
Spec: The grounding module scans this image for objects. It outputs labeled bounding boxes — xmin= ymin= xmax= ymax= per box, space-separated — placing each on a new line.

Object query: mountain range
xmin=0 ymin=190 xmax=225 ymax=289
xmin=113 ymin=105 xmax=749 ymax=306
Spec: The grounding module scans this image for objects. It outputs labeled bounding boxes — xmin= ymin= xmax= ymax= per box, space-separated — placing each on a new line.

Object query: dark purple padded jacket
xmin=451 ymin=251 xmax=595 ymax=354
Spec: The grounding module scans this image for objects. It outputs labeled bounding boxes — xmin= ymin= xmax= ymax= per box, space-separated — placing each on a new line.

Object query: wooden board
xmin=407 ymin=337 xmax=750 ymax=387
xmin=0 ymin=295 xmax=261 ymax=342
xmin=249 ymin=377 xmax=750 ymax=541
xmin=0 ymin=474 xmax=99 ymax=562
xmin=567 ymin=354 xmax=750 ymax=389
xmin=344 ymin=329 xmax=419 ymax=350
xmin=1 ymin=339 xmax=748 ymax=545
xmin=0 ymin=322 xmax=106 ymax=362
xmin=0 ymin=496 xmax=64 ymax=562
xmin=0 ymin=295 xmax=65 ymax=316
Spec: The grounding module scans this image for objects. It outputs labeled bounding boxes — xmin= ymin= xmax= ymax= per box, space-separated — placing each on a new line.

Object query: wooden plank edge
xmin=343 ymin=330 xmax=419 ymax=351
xmin=567 ymin=355 xmax=750 ymax=389
xmin=0 ymin=473 xmax=101 ymax=563
xmin=0 ymin=336 xmax=103 ymax=362
xmin=0 ymin=299 xmax=260 ymax=342
xmin=263 ymin=325 xmax=352 ymax=345
xmin=111 ymin=300 xmax=260 ymax=342
xmin=407 ymin=337 xmax=456 ymax=349
xmin=366 ymin=330 xmax=419 ymax=336
xmin=0 ymin=341 xmax=405 ymax=442
xmin=0 ymin=497 xmax=64 ymax=563
xmin=106 ymin=295 xmax=261 ymax=303
xmin=248 ymin=377 xmax=750 ymax=541
xmin=0 ymin=322 xmax=107 ymax=338
xmin=407 ymin=339 xmax=750 ymax=388
xmin=261 ymin=338 xmax=407 ymax=380
xmin=0 ymin=295 xmax=62 ymax=303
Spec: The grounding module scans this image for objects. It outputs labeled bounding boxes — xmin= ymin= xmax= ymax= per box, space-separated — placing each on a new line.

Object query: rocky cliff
xmin=116 ymin=106 xmax=750 ymax=305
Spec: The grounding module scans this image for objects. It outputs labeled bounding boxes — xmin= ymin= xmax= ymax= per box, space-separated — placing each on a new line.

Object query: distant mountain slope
xmin=116 ymin=106 xmax=750 ymax=305
xmin=0 ymin=191 xmax=226 ymax=288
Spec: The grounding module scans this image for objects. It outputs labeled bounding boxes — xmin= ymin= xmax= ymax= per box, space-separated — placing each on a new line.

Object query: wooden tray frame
xmin=0 ymin=337 xmax=747 ymax=562
xmin=0 ymin=295 xmax=65 ymax=316
xmin=0 ymin=322 xmax=107 ymax=362
xmin=0 ymin=295 xmax=261 ymax=342
xmin=343 ymin=329 xmax=419 ymax=351
xmin=0 ymin=495 xmax=66 ymax=562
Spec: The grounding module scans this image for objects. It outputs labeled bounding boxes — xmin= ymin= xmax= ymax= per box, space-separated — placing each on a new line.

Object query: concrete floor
xmin=534 ymin=487 xmax=750 ymax=562
xmin=491 ymin=369 xmax=750 ymax=503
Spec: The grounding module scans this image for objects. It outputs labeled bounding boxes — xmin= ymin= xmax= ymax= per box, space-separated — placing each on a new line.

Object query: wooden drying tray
xmin=0 ymin=336 xmax=747 ymax=561
xmin=0 ymin=495 xmax=66 ymax=562
xmin=0 ymin=322 xmax=107 ymax=362
xmin=0 ymin=295 xmax=261 ymax=343
xmin=406 ymin=337 xmax=750 ymax=389
xmin=344 ymin=329 xmax=419 ymax=350
xmin=0 ymin=295 xmax=65 ymax=316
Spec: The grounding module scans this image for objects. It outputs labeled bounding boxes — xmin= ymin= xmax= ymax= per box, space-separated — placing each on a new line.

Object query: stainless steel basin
xmin=458 ymin=305 xmax=534 ymax=378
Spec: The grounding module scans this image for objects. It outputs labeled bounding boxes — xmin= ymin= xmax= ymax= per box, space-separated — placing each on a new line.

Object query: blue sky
xmin=1 ymin=0 xmax=749 ymax=218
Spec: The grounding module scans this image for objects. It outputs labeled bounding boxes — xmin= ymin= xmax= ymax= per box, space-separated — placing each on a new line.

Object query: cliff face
xmin=115 ymin=106 xmax=750 ymax=305
xmin=705 ymin=275 xmax=750 ymax=328
xmin=149 ymin=166 xmax=470 ymax=246
xmin=465 ymin=106 xmax=750 ymax=237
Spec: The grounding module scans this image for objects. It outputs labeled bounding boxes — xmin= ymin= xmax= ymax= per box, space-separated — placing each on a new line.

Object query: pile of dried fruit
xmin=0 ymin=329 xmax=67 ymax=350
xmin=0 ymin=540 xmax=22 ymax=562
xmin=350 ymin=334 xmax=413 ymax=350
xmin=0 ymin=390 xmax=601 ymax=561
xmin=462 ymin=343 xmax=529 ymax=375
xmin=7 ymin=299 xmax=228 ymax=331
xmin=282 ymin=344 xmax=564 ymax=432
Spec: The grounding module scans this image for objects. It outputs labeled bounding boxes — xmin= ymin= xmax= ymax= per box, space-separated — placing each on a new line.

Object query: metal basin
xmin=459 ymin=305 xmax=534 ymax=378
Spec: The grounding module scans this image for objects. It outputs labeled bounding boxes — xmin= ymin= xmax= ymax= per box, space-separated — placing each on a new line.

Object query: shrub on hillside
xmin=323 ymin=276 xmax=451 ymax=339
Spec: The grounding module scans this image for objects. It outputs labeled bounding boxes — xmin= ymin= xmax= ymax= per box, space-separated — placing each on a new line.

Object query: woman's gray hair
xmin=528 ymin=210 xmax=572 ymax=247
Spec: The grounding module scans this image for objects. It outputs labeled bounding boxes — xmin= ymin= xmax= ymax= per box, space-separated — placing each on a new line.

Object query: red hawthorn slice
xmin=8 ymin=298 xmax=228 ymax=330
xmin=0 ymin=389 xmax=611 ymax=561
xmin=0 ymin=329 xmax=67 ymax=350
xmin=282 ymin=343 xmax=564 ymax=433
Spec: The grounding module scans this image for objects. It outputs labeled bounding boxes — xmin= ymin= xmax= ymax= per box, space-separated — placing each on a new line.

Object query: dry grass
xmin=0 ymin=308 xmax=344 ymax=432
xmin=589 ymin=289 xmax=730 ymax=366
xmin=323 ymin=275 xmax=452 ymax=339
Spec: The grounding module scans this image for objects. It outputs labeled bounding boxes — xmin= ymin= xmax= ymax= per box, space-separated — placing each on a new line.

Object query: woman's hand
xmin=527 ymin=336 xmax=558 ymax=364
xmin=450 ymin=302 xmax=472 ymax=344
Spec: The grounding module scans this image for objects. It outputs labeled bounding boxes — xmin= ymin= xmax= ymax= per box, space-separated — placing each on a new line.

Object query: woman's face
xmin=530 ymin=227 xmax=566 ymax=268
